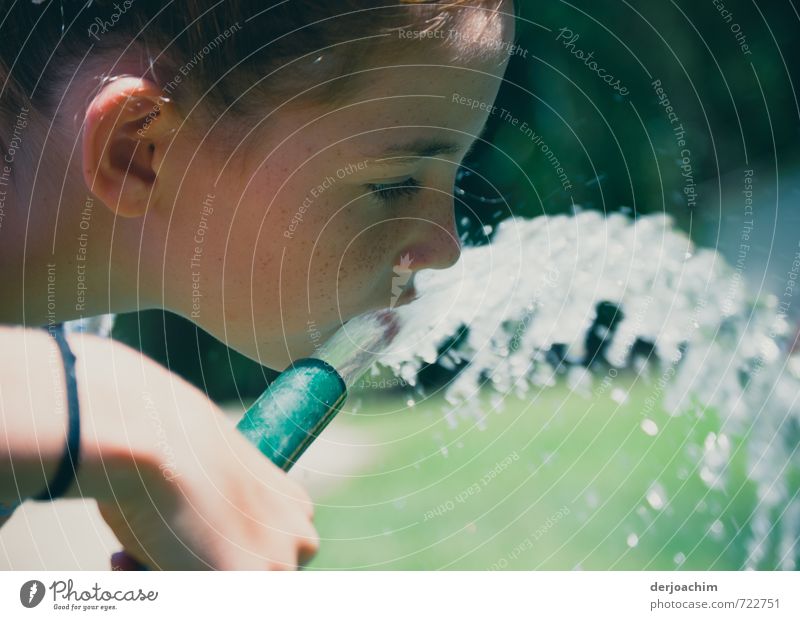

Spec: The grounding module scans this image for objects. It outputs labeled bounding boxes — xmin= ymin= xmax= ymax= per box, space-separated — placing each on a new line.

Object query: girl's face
xmin=161 ymin=9 xmax=514 ymax=368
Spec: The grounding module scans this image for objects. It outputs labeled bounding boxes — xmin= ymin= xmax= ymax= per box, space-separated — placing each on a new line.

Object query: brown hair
xmin=0 ymin=1 xmax=506 ymax=140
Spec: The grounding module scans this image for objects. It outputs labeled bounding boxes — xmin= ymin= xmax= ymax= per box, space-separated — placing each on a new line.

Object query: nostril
xmin=402 ymin=229 xmax=461 ymax=272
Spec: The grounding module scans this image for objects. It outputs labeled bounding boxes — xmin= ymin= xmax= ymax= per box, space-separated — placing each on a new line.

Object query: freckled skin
xmin=0 ymin=6 xmax=514 ymax=371
xmin=151 ymin=10 xmax=516 ymax=369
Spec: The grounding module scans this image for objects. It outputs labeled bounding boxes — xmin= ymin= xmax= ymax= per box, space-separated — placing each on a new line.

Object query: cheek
xmin=230 ymin=176 xmax=404 ymax=336
xmin=326 ymin=199 xmax=396 ymax=264
xmin=337 ymin=225 xmax=394 ymax=282
xmin=288 ymin=202 xmax=399 ymax=303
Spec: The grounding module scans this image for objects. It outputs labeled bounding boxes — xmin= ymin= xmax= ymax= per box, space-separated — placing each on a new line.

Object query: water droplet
xmin=673 ymin=552 xmax=686 ymax=566
xmin=646 ymin=484 xmax=666 ymax=510
xmin=627 ymin=533 xmax=639 ymax=547
xmin=440 ymin=446 xmax=449 ymax=457
xmin=611 ymin=388 xmax=628 ymax=404
xmin=641 ymin=418 xmax=659 ymax=436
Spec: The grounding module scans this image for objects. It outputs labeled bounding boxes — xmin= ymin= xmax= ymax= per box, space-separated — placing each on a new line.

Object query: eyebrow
xmin=371 ymin=138 xmax=468 ymax=164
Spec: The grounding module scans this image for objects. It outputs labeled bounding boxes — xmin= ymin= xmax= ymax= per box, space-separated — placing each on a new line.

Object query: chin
xmin=248 ymin=330 xmax=338 ymax=369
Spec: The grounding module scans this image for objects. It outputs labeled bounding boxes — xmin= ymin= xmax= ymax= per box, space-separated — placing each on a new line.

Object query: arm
xmin=0 ymin=326 xmax=94 ymax=506
xmin=0 ymin=325 xmax=179 ymax=515
xmin=0 ymin=326 xmax=318 ymax=569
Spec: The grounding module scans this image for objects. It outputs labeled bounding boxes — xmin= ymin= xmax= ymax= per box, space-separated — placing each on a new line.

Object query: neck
xmin=0 ymin=131 xmax=156 ymax=326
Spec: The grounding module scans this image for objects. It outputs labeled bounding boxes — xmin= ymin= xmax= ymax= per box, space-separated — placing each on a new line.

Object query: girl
xmin=0 ymin=0 xmax=513 ymax=569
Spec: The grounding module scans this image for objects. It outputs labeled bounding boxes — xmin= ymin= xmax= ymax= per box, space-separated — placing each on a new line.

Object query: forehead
xmin=417 ymin=0 xmax=516 ymax=66
xmin=250 ymin=4 xmax=514 ymax=165
xmin=320 ymin=7 xmax=513 ymax=147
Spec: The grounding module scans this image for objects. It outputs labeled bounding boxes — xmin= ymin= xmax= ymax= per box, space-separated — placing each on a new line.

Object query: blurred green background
xmin=111 ymin=0 xmax=799 ymax=569
xmin=302 ymin=379 xmax=756 ymax=570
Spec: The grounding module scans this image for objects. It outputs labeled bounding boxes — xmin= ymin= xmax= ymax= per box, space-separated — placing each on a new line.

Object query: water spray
xmin=236 ymin=309 xmax=401 ymax=470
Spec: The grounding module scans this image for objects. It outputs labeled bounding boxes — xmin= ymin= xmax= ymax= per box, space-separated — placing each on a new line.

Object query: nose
xmin=401 ymin=199 xmax=462 ymax=271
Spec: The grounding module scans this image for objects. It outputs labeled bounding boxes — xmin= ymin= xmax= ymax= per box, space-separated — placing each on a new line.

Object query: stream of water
xmin=346 ymin=210 xmax=800 ymax=569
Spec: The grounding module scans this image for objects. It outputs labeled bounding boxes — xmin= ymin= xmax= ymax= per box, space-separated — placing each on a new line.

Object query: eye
xmin=366 ymin=177 xmax=421 ymax=203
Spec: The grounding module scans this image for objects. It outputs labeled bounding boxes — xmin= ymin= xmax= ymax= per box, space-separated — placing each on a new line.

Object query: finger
xmin=297 ymin=529 xmax=320 ymax=568
xmin=282 ymin=480 xmax=315 ymax=516
xmin=110 ymin=551 xmax=149 ymax=571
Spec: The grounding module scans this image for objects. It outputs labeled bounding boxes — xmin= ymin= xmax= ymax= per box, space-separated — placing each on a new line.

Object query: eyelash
xmin=366 ymin=178 xmax=421 ymax=203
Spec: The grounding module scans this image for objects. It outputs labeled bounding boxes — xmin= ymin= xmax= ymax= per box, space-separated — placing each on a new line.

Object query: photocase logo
xmin=390 ymin=253 xmax=414 ymax=308
xmin=20 ymin=580 xmax=45 ymax=608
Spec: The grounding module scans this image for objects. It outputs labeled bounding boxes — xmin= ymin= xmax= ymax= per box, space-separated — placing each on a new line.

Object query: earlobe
xmin=81 ymin=77 xmax=177 ymax=218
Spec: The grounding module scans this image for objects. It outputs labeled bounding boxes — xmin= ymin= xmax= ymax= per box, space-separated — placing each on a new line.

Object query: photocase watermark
xmin=161 ymin=22 xmax=243 ymax=97
xmin=0 ymin=172 xmax=6 ymax=232
xmin=721 ymin=169 xmax=755 ymax=315
xmin=0 ymin=105 xmax=27 ymax=232
xmin=307 ymin=319 xmax=323 ymax=352
xmin=4 ymin=104 xmax=29 ymax=163
xmin=136 ymin=22 xmax=244 ymax=139
xmin=396 ymin=27 xmax=529 ymax=58
xmin=422 ymin=451 xmax=519 ymax=522
xmin=555 ymin=27 xmax=629 ymax=97
xmin=390 ymin=253 xmax=413 ymax=308
xmin=451 ymin=94 xmax=573 ymax=191
xmin=189 ymin=192 xmax=215 ymax=319
xmin=591 ymin=294 xmax=655 ymax=405
xmin=640 ymin=297 xmax=708 ymax=418
xmin=142 ymin=391 xmax=181 ymax=482
xmin=508 ymin=266 xmax=562 ymax=354
xmin=284 ymin=160 xmax=369 ymax=239
xmin=19 ymin=580 xmax=45 ymax=608
xmin=87 ymin=0 xmax=135 ymax=41
xmin=489 ymin=505 xmax=571 ymax=569
xmin=356 ymin=375 xmax=410 ymax=390
xmin=136 ymin=96 xmax=169 ymax=139
xmin=652 ymin=78 xmax=696 ymax=209
xmin=75 ymin=195 xmax=94 ymax=313
xmin=45 ymin=263 xmax=57 ymax=330
xmin=746 ymin=240 xmax=800 ymax=381
xmin=712 ymin=0 xmax=753 ymax=57
xmin=21 ymin=578 xmax=158 ymax=611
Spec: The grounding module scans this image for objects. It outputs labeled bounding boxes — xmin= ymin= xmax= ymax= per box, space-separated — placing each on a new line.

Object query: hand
xmin=70 ymin=334 xmax=319 ymax=570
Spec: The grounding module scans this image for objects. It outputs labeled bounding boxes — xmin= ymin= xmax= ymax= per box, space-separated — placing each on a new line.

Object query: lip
xmin=394 ymin=283 xmax=419 ymax=307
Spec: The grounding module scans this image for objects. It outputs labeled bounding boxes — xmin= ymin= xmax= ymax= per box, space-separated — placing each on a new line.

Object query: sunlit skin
xmin=0 ymin=4 xmax=515 ymax=370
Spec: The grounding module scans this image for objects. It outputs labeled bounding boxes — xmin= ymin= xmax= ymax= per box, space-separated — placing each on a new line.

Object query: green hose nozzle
xmin=236 ymin=308 xmax=401 ymax=472
xmin=236 ymin=358 xmax=347 ymax=471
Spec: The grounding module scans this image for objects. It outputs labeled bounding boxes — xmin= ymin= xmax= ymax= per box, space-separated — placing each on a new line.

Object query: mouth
xmin=393 ymin=283 xmax=419 ymax=307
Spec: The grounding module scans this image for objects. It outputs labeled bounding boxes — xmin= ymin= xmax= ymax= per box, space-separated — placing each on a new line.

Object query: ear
xmin=82 ymin=76 xmax=179 ymax=218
